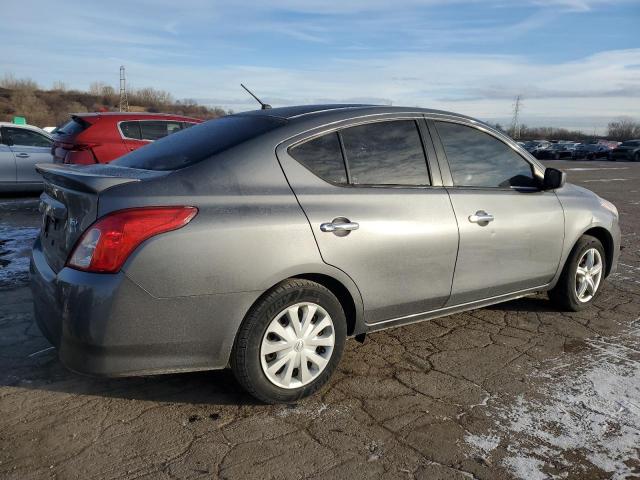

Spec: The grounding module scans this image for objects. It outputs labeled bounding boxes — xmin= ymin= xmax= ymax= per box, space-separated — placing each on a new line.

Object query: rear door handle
xmin=320 ymin=222 xmax=359 ymax=232
xmin=15 ymin=153 xmax=30 ymax=158
xmin=469 ymin=211 xmax=494 ymax=224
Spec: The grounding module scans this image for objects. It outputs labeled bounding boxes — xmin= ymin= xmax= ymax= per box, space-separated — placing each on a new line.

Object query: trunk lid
xmin=36 ymin=163 xmax=169 ymax=272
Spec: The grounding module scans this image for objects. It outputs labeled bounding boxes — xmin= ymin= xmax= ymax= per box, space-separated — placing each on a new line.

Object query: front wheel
xmin=231 ymin=279 xmax=346 ymax=403
xmin=635 ymin=152 xmax=640 ymax=162
xmin=549 ymin=235 xmax=606 ymax=311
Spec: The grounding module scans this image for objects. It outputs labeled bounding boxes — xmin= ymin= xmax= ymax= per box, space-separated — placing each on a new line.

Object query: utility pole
xmin=510 ymin=95 xmax=522 ymax=140
xmin=119 ymin=66 xmax=129 ymax=112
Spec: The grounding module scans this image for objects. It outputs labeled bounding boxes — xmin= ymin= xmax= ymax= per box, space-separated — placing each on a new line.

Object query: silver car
xmin=0 ymin=122 xmax=53 ymax=191
xmin=30 ymin=105 xmax=620 ymax=403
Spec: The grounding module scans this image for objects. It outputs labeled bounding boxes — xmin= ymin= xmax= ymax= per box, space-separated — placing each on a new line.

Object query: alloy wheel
xmin=575 ymin=248 xmax=603 ymax=303
xmin=260 ymin=302 xmax=335 ymax=389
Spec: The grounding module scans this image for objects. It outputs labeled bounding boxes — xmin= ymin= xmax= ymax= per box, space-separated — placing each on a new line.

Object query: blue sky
xmin=3 ymin=0 xmax=639 ymax=131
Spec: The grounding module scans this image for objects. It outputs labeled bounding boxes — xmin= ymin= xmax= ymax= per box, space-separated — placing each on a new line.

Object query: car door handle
xmin=15 ymin=153 xmax=30 ymax=158
xmin=468 ymin=211 xmax=494 ymax=223
xmin=320 ymin=221 xmax=359 ymax=233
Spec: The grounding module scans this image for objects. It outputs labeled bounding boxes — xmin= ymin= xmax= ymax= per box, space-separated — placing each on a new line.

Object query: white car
xmin=0 ymin=122 xmax=53 ymax=191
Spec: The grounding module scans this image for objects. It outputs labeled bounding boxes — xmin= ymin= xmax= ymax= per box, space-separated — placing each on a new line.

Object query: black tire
xmin=635 ymin=152 xmax=640 ymax=162
xmin=548 ymin=235 xmax=606 ymax=312
xmin=231 ymin=279 xmax=347 ymax=404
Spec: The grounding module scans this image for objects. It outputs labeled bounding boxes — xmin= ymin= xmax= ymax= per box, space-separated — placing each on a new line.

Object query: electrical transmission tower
xmin=510 ymin=95 xmax=522 ymax=140
xmin=119 ymin=65 xmax=129 ymax=112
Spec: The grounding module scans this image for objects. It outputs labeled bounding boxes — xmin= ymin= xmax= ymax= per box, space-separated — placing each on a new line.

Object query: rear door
xmin=429 ymin=119 xmax=564 ymax=305
xmin=1 ymin=126 xmax=53 ymax=183
xmin=277 ymin=116 xmax=459 ymax=324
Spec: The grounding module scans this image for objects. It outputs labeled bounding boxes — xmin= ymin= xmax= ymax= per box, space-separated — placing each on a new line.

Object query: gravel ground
xmin=0 ymin=159 xmax=639 ymax=480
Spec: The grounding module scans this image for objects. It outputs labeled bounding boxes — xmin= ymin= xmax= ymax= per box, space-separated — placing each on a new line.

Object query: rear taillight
xmin=67 ymin=206 xmax=198 ymax=273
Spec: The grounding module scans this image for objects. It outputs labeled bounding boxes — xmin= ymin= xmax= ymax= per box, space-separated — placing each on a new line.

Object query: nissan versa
xmin=30 ymin=105 xmax=620 ymax=403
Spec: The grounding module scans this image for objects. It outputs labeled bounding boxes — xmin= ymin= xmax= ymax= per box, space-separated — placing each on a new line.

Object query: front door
xmin=277 ymin=117 xmax=460 ymax=324
xmin=430 ymin=120 xmax=565 ymax=305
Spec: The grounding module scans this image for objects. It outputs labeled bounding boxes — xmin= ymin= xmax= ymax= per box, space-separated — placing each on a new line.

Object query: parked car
xmin=52 ymin=112 xmax=202 ymax=165
xmin=0 ymin=122 xmax=53 ymax=191
xmin=523 ymin=140 xmax=552 ymax=157
xmin=31 ymin=105 xmax=620 ymax=403
xmin=573 ymin=143 xmax=611 ymax=160
xmin=536 ymin=142 xmax=577 ymax=160
xmin=610 ymin=140 xmax=640 ymax=162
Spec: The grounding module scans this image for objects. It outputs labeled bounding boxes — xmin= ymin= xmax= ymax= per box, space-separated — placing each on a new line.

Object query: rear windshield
xmin=113 ymin=115 xmax=285 ymax=171
xmin=55 ymin=116 xmax=90 ymax=137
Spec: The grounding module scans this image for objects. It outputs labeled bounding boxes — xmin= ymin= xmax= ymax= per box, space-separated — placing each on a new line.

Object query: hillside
xmin=0 ymin=83 xmax=226 ymax=128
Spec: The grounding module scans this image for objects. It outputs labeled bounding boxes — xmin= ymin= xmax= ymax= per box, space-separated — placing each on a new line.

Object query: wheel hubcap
xmin=575 ymin=248 xmax=603 ymax=303
xmin=260 ymin=302 xmax=335 ymax=389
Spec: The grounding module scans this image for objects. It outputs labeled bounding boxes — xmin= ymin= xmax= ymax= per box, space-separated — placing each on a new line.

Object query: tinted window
xmin=290 ymin=133 xmax=347 ymax=184
xmin=113 ymin=115 xmax=285 ymax=171
xmin=55 ymin=117 xmax=89 ymax=137
xmin=120 ymin=121 xmax=141 ymax=139
xmin=137 ymin=121 xmax=182 ymax=141
xmin=435 ymin=122 xmax=536 ymax=188
xmin=340 ymin=121 xmax=429 ymax=185
xmin=2 ymin=127 xmax=52 ymax=147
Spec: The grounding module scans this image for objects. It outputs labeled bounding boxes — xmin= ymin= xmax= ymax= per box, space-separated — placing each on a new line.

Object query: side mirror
xmin=543 ymin=167 xmax=566 ymax=190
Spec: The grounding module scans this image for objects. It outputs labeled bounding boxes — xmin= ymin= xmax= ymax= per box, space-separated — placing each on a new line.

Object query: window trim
xmin=287 ymin=117 xmax=434 ymax=189
xmin=0 ymin=126 xmax=52 ymax=148
xmin=117 ymin=119 xmax=196 ymax=142
xmin=426 ymin=117 xmax=544 ymax=191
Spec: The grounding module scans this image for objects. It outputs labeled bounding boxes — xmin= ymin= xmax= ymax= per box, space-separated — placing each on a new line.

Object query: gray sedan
xmin=30 ymin=105 xmax=620 ymax=403
xmin=0 ymin=122 xmax=53 ymax=191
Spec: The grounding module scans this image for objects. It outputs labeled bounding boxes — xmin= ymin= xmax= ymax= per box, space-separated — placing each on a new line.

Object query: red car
xmin=52 ymin=112 xmax=203 ymax=164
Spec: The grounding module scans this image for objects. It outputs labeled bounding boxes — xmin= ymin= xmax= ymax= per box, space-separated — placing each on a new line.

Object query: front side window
xmin=341 ymin=120 xmax=430 ymax=186
xmin=289 ymin=132 xmax=347 ymax=184
xmin=1 ymin=127 xmax=52 ymax=148
xmin=435 ymin=121 xmax=537 ymax=188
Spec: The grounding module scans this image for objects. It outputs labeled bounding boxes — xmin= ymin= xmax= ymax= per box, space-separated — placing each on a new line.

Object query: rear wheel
xmin=549 ymin=235 xmax=606 ymax=311
xmin=635 ymin=152 xmax=640 ymax=162
xmin=231 ymin=279 xmax=346 ymax=403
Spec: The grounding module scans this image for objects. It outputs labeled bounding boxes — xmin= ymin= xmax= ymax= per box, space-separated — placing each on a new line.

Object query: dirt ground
xmin=1 ymin=160 xmax=639 ymax=480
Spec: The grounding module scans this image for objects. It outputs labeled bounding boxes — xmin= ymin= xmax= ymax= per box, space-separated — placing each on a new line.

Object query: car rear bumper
xmin=30 ymin=238 xmax=258 ymax=377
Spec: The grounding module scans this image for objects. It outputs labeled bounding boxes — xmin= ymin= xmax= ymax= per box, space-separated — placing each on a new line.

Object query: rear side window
xmin=113 ymin=115 xmax=285 ymax=171
xmin=289 ymin=133 xmax=347 ymax=184
xmin=1 ymin=127 xmax=52 ymax=147
xmin=120 ymin=121 xmax=141 ymax=139
xmin=139 ymin=121 xmax=182 ymax=141
xmin=341 ymin=121 xmax=429 ymax=185
xmin=435 ymin=121 xmax=536 ymax=188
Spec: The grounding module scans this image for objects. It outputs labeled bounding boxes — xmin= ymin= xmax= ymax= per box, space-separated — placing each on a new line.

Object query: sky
xmin=2 ymin=0 xmax=639 ymax=132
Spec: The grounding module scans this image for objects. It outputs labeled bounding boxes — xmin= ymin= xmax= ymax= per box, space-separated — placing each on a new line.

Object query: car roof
xmin=239 ymin=103 xmax=480 ymax=123
xmin=70 ymin=112 xmax=202 ymax=121
xmin=0 ymin=122 xmax=52 ymax=137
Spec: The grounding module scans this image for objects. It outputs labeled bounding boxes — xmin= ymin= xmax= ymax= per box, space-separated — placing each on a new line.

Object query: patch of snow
xmin=465 ymin=433 xmax=500 ymax=454
xmin=0 ymin=225 xmax=39 ymax=287
xmin=465 ymin=322 xmax=640 ymax=479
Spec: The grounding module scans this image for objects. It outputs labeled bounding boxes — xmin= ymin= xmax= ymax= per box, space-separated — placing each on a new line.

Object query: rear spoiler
xmin=35 ymin=163 xmax=167 ymax=194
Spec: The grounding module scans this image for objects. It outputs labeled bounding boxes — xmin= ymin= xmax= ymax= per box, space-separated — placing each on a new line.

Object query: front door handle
xmin=469 ymin=211 xmax=494 ymax=224
xmin=15 ymin=153 xmax=30 ymax=158
xmin=320 ymin=218 xmax=359 ymax=236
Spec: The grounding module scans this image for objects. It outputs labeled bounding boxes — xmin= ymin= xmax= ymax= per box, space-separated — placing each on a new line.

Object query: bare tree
xmin=607 ymin=117 xmax=640 ymax=141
